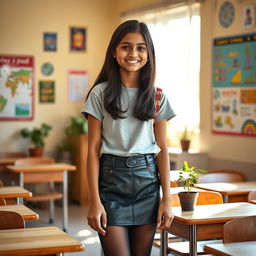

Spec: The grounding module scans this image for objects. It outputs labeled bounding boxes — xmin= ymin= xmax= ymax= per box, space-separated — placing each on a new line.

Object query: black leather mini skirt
xmin=99 ymin=154 xmax=160 ymax=226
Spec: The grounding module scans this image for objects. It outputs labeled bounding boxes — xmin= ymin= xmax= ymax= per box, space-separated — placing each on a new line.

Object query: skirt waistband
xmin=101 ymin=154 xmax=155 ymax=168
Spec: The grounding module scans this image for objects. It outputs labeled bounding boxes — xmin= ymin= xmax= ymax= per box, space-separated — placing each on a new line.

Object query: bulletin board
xmin=212 ymin=33 xmax=256 ymax=137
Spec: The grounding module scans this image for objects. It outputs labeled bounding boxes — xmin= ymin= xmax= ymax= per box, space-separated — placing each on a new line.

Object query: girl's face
xmin=114 ymin=32 xmax=148 ymax=74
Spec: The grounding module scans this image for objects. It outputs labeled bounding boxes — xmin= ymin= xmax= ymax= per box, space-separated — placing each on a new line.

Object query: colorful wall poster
xmin=43 ymin=32 xmax=57 ymax=51
xmin=70 ymin=26 xmax=86 ymax=52
xmin=39 ymin=80 xmax=55 ymax=103
xmin=212 ymin=33 xmax=256 ymax=136
xmin=67 ymin=69 xmax=88 ymax=102
xmin=0 ymin=55 xmax=34 ymax=120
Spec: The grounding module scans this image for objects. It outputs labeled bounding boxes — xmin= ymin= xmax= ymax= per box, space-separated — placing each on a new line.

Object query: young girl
xmin=82 ymin=20 xmax=175 ymax=256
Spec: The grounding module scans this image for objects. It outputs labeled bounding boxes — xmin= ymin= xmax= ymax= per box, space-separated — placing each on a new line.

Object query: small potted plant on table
xmin=178 ymin=161 xmax=207 ymax=211
xmin=20 ymin=123 xmax=53 ymax=157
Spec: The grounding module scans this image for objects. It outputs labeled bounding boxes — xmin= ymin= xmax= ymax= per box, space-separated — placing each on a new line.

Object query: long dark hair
xmin=88 ymin=20 xmax=156 ymax=121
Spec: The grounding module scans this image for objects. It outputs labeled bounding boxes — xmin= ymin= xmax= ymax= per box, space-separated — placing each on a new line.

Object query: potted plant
xmin=20 ymin=123 xmax=53 ymax=156
xmin=56 ymin=117 xmax=88 ymax=163
xmin=178 ymin=161 xmax=207 ymax=211
xmin=180 ymin=125 xmax=190 ymax=151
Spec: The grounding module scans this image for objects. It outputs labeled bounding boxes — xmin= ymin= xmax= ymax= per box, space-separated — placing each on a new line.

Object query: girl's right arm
xmin=86 ymin=114 xmax=106 ymax=236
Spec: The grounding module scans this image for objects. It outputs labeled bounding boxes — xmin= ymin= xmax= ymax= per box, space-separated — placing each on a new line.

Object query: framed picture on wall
xmin=243 ymin=5 xmax=255 ymax=28
xmin=70 ymin=26 xmax=86 ymax=52
xmin=39 ymin=80 xmax=55 ymax=103
xmin=0 ymin=55 xmax=34 ymax=121
xmin=67 ymin=69 xmax=88 ymax=101
xmin=43 ymin=32 xmax=57 ymax=51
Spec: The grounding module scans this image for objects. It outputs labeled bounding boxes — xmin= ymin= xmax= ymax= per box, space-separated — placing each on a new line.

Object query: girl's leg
xmin=128 ymin=224 xmax=157 ymax=256
xmin=99 ymin=226 xmax=130 ymax=256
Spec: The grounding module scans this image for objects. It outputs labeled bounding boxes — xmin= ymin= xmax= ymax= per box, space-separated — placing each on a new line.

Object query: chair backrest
xmin=0 ymin=152 xmax=26 ymax=158
xmin=0 ymin=180 xmax=3 ymax=187
xmin=223 ymin=215 xmax=256 ymax=243
xmin=15 ymin=157 xmax=55 ymax=166
xmin=0 ymin=198 xmax=6 ymax=205
xmin=198 ymin=170 xmax=245 ymax=183
xmin=170 ymin=180 xmax=178 ymax=187
xmin=248 ymin=190 xmax=256 ymax=202
xmin=171 ymin=190 xmax=223 ymax=207
xmin=0 ymin=210 xmax=25 ymax=229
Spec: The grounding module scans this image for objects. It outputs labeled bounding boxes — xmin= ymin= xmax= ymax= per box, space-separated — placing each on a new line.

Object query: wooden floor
xmin=26 ymin=202 xmax=163 ymax=256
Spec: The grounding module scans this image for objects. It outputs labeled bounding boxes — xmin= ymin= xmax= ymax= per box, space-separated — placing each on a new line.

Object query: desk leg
xmin=223 ymin=195 xmax=228 ymax=203
xmin=160 ymin=230 xmax=168 ymax=256
xmin=63 ymin=170 xmax=68 ymax=232
xmin=189 ymin=224 xmax=197 ymax=256
xmin=19 ymin=172 xmax=24 ymax=205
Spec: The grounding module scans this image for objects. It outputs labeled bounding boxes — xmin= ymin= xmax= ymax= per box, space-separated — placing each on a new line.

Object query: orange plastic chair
xmin=198 ymin=170 xmax=245 ymax=183
xmin=0 ymin=210 xmax=25 ymax=229
xmin=248 ymin=190 xmax=256 ymax=204
xmin=0 ymin=198 xmax=6 ymax=205
xmin=223 ymin=215 xmax=256 ymax=243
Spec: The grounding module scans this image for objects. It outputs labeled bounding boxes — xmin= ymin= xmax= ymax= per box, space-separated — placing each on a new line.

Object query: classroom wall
xmin=0 ymin=0 xmax=118 ymax=155
xmin=117 ymin=0 xmax=256 ymax=179
xmin=200 ymin=0 xmax=256 ymax=179
xmin=1 ymin=0 xmax=256 ymax=178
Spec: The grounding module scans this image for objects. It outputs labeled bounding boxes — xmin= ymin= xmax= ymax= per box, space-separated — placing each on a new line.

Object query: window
xmin=123 ymin=2 xmax=201 ymax=147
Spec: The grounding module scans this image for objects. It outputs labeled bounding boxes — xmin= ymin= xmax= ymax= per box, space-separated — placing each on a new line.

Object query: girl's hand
xmin=156 ymin=198 xmax=173 ymax=230
xmin=87 ymin=201 xmax=107 ymax=236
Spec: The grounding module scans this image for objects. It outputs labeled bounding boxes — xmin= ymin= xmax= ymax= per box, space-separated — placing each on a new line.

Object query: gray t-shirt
xmin=81 ymin=82 xmax=175 ymax=156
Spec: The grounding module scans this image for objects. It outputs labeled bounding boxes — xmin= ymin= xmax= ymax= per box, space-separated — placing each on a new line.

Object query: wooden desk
xmin=0 ymin=204 xmax=39 ymax=220
xmin=197 ymin=181 xmax=256 ymax=203
xmin=0 ymin=158 xmax=17 ymax=166
xmin=250 ymin=199 xmax=256 ymax=204
xmin=204 ymin=241 xmax=256 ymax=256
xmin=7 ymin=163 xmax=76 ymax=231
xmin=161 ymin=202 xmax=256 ymax=256
xmin=0 ymin=186 xmax=32 ymax=204
xmin=0 ymin=226 xmax=85 ymax=255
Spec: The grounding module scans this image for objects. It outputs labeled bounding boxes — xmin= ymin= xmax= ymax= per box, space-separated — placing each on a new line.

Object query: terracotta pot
xmin=180 ymin=139 xmax=190 ymax=151
xmin=29 ymin=148 xmax=43 ymax=157
xmin=178 ymin=191 xmax=198 ymax=211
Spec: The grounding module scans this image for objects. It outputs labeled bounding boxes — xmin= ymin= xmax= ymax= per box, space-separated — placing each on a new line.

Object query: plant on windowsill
xmin=180 ymin=125 xmax=191 ymax=152
xmin=20 ymin=123 xmax=53 ymax=157
xmin=178 ymin=161 xmax=207 ymax=211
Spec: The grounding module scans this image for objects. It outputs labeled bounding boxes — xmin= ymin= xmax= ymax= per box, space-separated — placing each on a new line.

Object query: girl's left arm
xmin=154 ymin=119 xmax=173 ymax=229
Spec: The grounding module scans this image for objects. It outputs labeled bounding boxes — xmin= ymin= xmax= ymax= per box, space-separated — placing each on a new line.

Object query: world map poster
xmin=0 ymin=55 xmax=34 ymax=120
xmin=212 ymin=33 xmax=256 ymax=137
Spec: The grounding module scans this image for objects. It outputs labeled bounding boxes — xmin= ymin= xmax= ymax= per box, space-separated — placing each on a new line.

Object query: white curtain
xmin=122 ymin=2 xmax=201 ymax=136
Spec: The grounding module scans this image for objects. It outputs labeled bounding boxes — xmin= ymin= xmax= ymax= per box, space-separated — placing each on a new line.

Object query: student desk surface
xmin=0 ymin=226 xmax=85 ymax=255
xmin=7 ymin=163 xmax=76 ymax=231
xmin=161 ymin=202 xmax=256 ymax=256
xmin=204 ymin=241 xmax=256 ymax=256
xmin=197 ymin=181 xmax=256 ymax=203
xmin=0 ymin=204 xmax=39 ymax=220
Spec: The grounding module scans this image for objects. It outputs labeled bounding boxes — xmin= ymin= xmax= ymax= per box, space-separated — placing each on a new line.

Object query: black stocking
xmin=128 ymin=224 xmax=157 ymax=256
xmin=99 ymin=224 xmax=156 ymax=256
xmin=99 ymin=226 xmax=130 ymax=256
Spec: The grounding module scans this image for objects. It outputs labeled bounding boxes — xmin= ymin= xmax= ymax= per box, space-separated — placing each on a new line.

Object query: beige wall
xmin=0 ymin=0 xmax=118 ymax=155
xmin=1 ymin=0 xmax=256 ymax=176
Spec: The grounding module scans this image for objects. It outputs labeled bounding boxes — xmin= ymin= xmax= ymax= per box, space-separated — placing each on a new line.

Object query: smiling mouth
xmin=125 ymin=59 xmax=140 ymax=64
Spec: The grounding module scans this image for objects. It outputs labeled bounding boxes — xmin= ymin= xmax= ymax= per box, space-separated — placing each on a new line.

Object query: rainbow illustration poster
xmin=212 ymin=33 xmax=256 ymax=137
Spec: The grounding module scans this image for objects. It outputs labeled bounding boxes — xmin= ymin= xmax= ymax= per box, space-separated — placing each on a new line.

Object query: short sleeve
xmin=155 ymin=90 xmax=176 ymax=122
xmin=81 ymin=90 xmax=103 ymax=121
